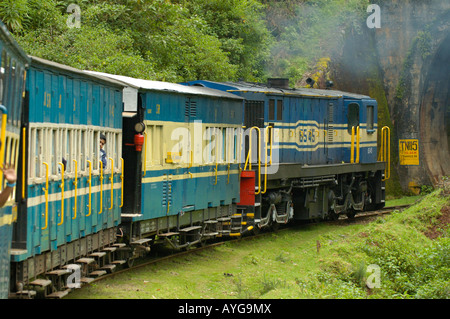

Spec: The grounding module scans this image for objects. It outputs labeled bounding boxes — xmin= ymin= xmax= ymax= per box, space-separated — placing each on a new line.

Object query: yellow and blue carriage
xmin=0 ymin=20 xmax=29 ymax=299
xmin=10 ymin=57 xmax=125 ymax=297
xmin=88 ymin=72 xmax=245 ymax=253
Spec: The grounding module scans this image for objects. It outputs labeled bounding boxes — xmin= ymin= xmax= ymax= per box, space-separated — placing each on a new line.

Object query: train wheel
xmin=126 ymin=257 xmax=135 ymax=268
xmin=271 ymin=221 xmax=280 ymax=232
xmin=252 ymin=224 xmax=261 ymax=235
xmin=346 ymin=209 xmax=357 ymax=220
xmin=328 ymin=211 xmax=339 ymax=221
xmin=199 ymin=236 xmax=207 ymax=247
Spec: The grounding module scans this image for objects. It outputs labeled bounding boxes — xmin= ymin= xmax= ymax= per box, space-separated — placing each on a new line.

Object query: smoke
xmin=263 ymin=0 xmax=368 ymax=85
xmin=263 ymin=0 xmax=450 ymax=91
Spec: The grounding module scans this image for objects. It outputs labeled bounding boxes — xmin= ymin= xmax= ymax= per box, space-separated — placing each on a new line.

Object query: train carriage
xmin=0 ymin=20 xmax=29 ymax=299
xmin=184 ymin=79 xmax=388 ymax=225
xmin=86 ymin=72 xmax=246 ymax=258
xmin=10 ymin=57 xmax=126 ymax=298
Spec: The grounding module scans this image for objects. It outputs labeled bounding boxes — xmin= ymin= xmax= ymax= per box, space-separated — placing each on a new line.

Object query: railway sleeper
xmin=27 ymin=274 xmax=72 ymax=299
xmin=130 ymin=238 xmax=152 ymax=254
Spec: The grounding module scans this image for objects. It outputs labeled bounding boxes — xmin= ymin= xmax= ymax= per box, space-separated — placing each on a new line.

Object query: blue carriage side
xmin=0 ymin=20 xmax=29 ymax=299
xmin=87 ymin=72 xmax=245 ymax=252
xmin=10 ymin=57 xmax=125 ymax=296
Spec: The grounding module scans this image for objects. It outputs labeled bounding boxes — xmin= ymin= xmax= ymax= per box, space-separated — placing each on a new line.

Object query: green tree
xmin=14 ymin=0 xmax=248 ymax=81
xmin=180 ymin=0 xmax=272 ymax=81
xmin=0 ymin=0 xmax=28 ymax=32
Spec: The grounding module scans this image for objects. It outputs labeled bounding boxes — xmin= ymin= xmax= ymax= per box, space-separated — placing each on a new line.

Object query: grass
xmin=385 ymin=195 xmax=423 ymax=207
xmin=66 ymin=187 xmax=449 ymax=299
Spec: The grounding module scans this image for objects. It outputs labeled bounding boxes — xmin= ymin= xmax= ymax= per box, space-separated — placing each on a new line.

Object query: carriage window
xmin=80 ymin=129 xmax=86 ymax=171
xmin=147 ymin=124 xmax=163 ymax=165
xmin=225 ymin=127 xmax=237 ymax=163
xmin=10 ymin=60 xmax=16 ymax=124
xmin=221 ymin=128 xmax=226 ymax=163
xmin=1 ymin=52 xmax=11 ymax=108
xmin=347 ymin=103 xmax=360 ymax=133
xmin=215 ymin=128 xmax=223 ymax=163
xmin=205 ymin=127 xmax=222 ymax=163
xmin=268 ymin=99 xmax=275 ymax=121
xmin=277 ymin=100 xmax=283 ymax=120
xmin=93 ymin=131 xmax=100 ymax=170
xmin=367 ymin=105 xmax=374 ymax=132
xmin=0 ymin=50 xmax=5 ymax=104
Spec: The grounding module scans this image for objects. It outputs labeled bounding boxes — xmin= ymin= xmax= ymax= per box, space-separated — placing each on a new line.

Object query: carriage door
xmin=122 ymin=91 xmax=144 ymax=215
xmin=244 ymin=100 xmax=264 ymax=166
xmin=344 ymin=100 xmax=362 ymax=162
xmin=183 ymin=97 xmax=196 ymax=210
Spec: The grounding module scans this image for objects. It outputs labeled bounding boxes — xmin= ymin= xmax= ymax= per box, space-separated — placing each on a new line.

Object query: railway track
xmin=11 ymin=204 xmax=409 ymax=299
xmin=63 ymin=204 xmax=410 ymax=297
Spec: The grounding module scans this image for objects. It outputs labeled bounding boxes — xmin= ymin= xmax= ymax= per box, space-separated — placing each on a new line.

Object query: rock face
xmin=331 ymin=0 xmax=450 ymax=191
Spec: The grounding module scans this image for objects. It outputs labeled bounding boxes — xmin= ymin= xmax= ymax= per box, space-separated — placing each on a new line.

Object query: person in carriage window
xmin=100 ymin=134 xmax=107 ymax=170
xmin=0 ymin=163 xmax=17 ymax=207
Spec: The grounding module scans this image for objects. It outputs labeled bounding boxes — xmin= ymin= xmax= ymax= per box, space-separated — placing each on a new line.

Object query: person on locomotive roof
xmin=0 ymin=163 xmax=16 ymax=207
xmin=100 ymin=134 xmax=107 ymax=170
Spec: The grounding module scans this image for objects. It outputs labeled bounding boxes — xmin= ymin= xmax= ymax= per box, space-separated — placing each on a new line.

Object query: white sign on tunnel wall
xmin=399 ymin=139 xmax=420 ymax=165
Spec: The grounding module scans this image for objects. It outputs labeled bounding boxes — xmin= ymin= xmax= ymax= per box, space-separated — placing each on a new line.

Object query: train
xmin=0 ymin=20 xmax=390 ymax=299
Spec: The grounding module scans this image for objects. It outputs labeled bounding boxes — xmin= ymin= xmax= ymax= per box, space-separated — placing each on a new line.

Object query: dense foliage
xmin=1 ymin=0 xmax=271 ymax=82
xmin=0 ymin=0 xmax=369 ymax=84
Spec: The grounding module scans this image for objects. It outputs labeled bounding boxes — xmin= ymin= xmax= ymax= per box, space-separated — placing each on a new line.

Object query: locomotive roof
xmin=85 ymin=71 xmax=244 ymax=101
xmin=185 ymin=80 xmax=372 ymax=100
xmin=29 ymin=56 xmax=128 ymax=89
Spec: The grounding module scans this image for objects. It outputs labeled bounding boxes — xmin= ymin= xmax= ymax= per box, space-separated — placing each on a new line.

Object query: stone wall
xmin=331 ymin=0 xmax=450 ymax=192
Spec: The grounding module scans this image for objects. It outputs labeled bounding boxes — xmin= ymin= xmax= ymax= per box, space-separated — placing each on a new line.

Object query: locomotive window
xmin=268 ymin=99 xmax=275 ymax=120
xmin=232 ymin=128 xmax=237 ymax=162
xmin=367 ymin=105 xmax=374 ymax=132
xmin=277 ymin=100 xmax=283 ymax=120
xmin=347 ymin=103 xmax=360 ymax=133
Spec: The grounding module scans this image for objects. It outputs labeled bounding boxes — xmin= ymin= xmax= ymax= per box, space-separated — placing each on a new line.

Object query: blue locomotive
xmin=0 ymin=22 xmax=390 ymax=298
xmin=183 ymin=79 xmax=388 ymax=224
xmin=0 ymin=20 xmax=29 ymax=299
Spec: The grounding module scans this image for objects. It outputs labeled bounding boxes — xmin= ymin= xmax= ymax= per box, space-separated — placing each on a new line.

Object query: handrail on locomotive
xmin=379 ymin=126 xmax=391 ymax=181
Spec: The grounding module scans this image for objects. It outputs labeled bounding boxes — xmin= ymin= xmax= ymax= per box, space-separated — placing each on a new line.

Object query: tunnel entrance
xmin=420 ymin=33 xmax=450 ymax=184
